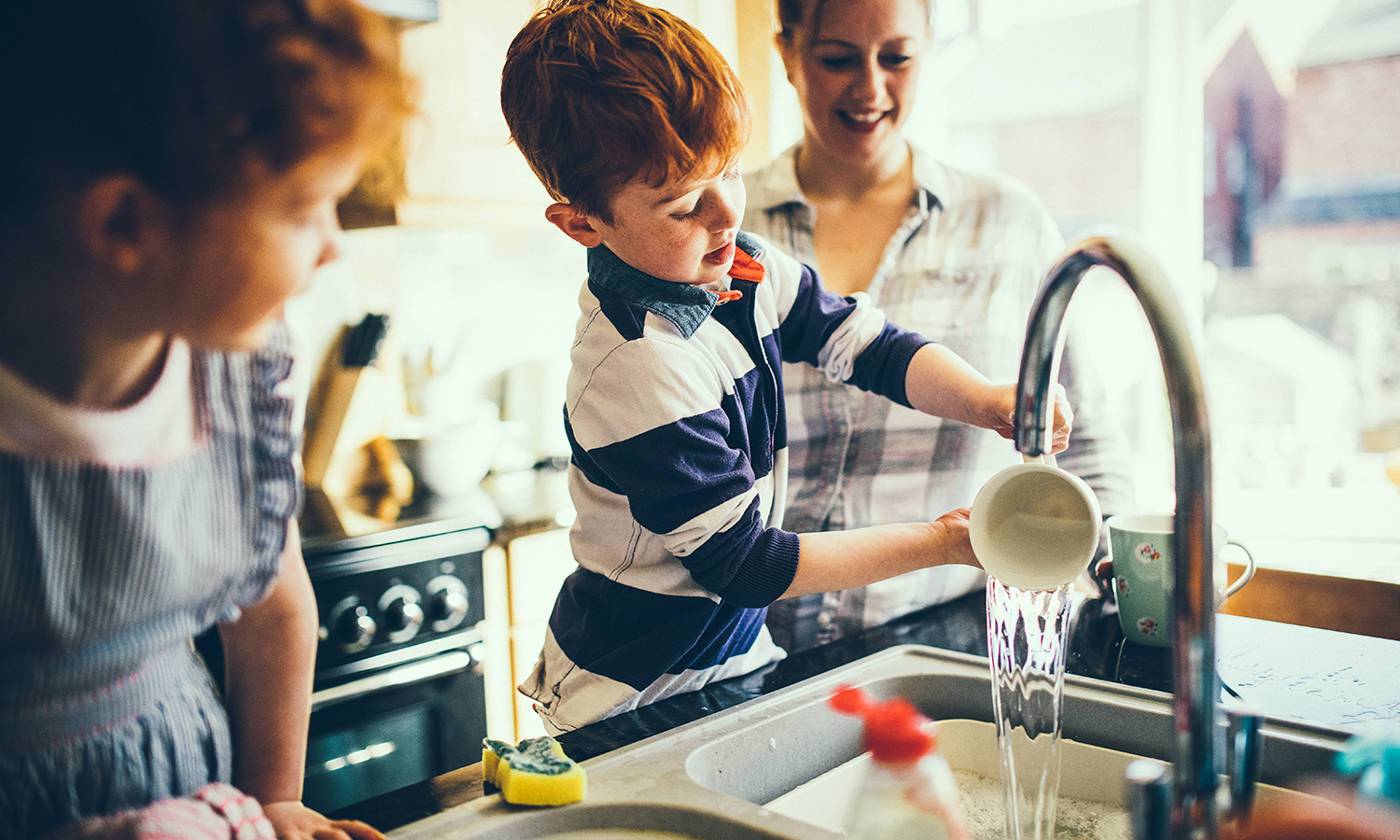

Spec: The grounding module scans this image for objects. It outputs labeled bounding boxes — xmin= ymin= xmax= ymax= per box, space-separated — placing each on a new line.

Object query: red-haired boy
xmin=500 ymin=0 xmax=1071 ymax=732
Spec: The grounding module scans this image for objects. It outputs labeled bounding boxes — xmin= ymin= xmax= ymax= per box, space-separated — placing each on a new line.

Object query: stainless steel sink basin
xmin=391 ymin=645 xmax=1352 ymax=838
xmin=395 ymin=802 xmax=790 ymax=839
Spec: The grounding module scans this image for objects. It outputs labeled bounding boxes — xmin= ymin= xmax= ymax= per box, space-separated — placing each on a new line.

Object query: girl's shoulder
xmin=198 ymin=321 xmax=295 ymax=395
xmin=0 ymin=339 xmax=201 ymax=466
xmin=195 ymin=321 xmax=297 ymax=436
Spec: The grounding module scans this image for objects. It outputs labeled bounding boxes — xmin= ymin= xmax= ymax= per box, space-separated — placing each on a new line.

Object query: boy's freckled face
xmin=594 ymin=164 xmax=746 ymax=286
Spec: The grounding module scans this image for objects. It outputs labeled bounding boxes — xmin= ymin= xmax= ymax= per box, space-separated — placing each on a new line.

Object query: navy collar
xmin=586 ymin=232 xmax=764 ymax=339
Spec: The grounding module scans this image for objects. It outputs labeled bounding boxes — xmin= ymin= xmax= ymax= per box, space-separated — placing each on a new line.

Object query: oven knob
xmin=466 ymin=640 xmax=487 ymax=676
xmin=379 ymin=584 xmax=424 ymax=643
xmin=427 ymin=575 xmax=470 ymax=632
xmin=331 ymin=598 xmax=376 ymax=654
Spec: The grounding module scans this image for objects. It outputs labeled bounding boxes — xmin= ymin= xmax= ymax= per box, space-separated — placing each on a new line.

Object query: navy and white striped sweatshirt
xmin=520 ymin=232 xmax=931 ymax=732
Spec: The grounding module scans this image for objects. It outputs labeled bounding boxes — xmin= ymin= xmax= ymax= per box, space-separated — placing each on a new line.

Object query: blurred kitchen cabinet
xmin=339 ymin=0 xmax=744 ymax=229
xmin=340 ymin=0 xmax=549 ymax=229
xmin=359 ymin=0 xmax=439 ymax=23
xmin=480 ymin=526 xmax=577 ymax=740
xmin=399 ymin=0 xmax=545 ymax=222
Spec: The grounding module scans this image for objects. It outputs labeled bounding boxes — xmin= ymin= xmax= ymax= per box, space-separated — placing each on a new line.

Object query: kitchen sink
xmin=390 ymin=645 xmax=1352 ymax=839
xmin=761 ymin=720 xmax=1339 ymax=837
xmin=394 ymin=802 xmax=790 ymax=839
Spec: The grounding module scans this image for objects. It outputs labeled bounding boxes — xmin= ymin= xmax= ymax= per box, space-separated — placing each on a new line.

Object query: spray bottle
xmin=829 ymin=684 xmax=970 ymax=840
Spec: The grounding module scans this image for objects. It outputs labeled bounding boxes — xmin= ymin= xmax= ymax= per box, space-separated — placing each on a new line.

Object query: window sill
xmin=1222 ymin=562 xmax=1400 ymax=641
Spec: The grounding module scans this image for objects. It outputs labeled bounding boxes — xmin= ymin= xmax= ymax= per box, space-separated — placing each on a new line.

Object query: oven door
xmin=304 ymin=646 xmax=485 ymax=814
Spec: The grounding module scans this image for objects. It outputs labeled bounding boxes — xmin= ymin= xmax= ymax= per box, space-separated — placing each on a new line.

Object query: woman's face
xmin=781 ymin=0 xmax=930 ymax=166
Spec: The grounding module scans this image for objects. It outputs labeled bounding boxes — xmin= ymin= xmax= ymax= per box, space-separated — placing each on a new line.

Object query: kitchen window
xmin=750 ymin=0 xmax=1399 ymax=601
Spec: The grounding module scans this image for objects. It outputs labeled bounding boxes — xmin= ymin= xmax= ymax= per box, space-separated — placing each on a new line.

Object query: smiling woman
xmin=744 ymin=0 xmax=1135 ymax=652
xmin=743 ymin=0 xmax=1400 ymax=640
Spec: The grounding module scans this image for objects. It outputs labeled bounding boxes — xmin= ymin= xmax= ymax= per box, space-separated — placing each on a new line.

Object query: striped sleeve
xmin=566 ymin=337 xmax=799 ymax=607
xmin=763 ymin=239 xmax=931 ymax=407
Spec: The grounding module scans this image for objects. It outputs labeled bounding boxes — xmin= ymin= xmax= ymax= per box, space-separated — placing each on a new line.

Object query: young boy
xmin=500 ymin=0 xmax=1071 ymax=733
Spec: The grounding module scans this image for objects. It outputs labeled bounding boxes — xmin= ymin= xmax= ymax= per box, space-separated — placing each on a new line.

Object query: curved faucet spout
xmin=1014 ymin=235 xmax=1234 ymax=838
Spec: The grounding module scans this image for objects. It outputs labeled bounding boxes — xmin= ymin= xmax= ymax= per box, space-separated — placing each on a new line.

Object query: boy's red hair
xmin=501 ymin=0 xmax=751 ymax=223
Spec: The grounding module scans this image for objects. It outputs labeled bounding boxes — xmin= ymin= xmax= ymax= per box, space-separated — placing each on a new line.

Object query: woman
xmin=744 ymin=0 xmax=1134 ymax=651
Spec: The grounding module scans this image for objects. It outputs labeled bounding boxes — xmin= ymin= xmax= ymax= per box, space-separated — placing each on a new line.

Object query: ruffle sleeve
xmin=215 ymin=322 xmax=302 ymax=623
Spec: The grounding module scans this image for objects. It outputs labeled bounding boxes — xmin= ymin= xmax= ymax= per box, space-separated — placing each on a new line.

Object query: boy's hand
xmin=931 ymin=508 xmax=979 ymax=568
xmin=978 ymin=383 xmax=1073 ymax=454
xmin=263 ymin=801 xmax=385 ymax=840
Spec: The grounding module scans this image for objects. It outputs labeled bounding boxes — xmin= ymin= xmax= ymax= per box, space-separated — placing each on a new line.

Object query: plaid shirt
xmin=743 ymin=144 xmax=1134 ymax=652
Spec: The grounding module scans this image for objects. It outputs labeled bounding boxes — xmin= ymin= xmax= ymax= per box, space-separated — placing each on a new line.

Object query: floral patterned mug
xmin=1108 ymin=513 xmax=1257 ymax=647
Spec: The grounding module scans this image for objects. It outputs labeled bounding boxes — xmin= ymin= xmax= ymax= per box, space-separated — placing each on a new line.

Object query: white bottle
xmin=830 ymin=685 xmax=970 ymax=840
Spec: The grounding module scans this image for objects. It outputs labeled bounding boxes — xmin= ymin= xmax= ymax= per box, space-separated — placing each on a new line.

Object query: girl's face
xmin=152 ymin=148 xmax=362 ymax=351
xmin=780 ymin=0 xmax=930 ymax=166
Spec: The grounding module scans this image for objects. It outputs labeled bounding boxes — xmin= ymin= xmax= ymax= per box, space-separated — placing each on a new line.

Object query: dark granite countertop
xmin=339 ymin=589 xmax=1400 ymax=833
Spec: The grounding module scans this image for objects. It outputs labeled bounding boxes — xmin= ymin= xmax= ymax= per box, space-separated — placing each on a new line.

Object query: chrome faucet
xmin=1012 ymin=235 xmax=1261 ymax=839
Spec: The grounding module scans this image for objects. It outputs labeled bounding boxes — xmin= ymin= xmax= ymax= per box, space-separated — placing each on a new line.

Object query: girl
xmin=0 ymin=2 xmax=411 ymax=837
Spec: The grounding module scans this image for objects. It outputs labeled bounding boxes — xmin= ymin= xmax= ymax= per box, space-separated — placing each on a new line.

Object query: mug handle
xmin=1223 ymin=538 xmax=1257 ymax=599
xmin=1021 ymin=451 xmax=1058 ymax=468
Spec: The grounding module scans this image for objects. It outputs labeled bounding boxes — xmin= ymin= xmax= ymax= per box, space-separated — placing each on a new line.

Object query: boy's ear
xmin=75 ymin=175 xmax=165 ymax=276
xmin=545 ymin=202 xmax=606 ymax=248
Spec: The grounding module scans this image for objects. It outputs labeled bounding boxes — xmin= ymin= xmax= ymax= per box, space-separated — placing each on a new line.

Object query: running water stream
xmin=985 ymin=576 xmax=1074 ymax=840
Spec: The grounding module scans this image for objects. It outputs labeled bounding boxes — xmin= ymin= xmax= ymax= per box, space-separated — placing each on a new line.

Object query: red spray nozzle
xmin=830 ymin=684 xmax=871 ymax=715
xmin=829 ymin=685 xmax=937 ymax=764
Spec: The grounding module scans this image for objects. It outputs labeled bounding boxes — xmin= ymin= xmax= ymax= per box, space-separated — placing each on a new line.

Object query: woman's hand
xmin=979 ymin=383 xmax=1072 ymax=454
xmin=263 ymin=801 xmax=385 ymax=840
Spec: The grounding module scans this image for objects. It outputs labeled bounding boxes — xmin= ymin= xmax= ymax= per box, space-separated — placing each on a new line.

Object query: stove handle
xmin=311 ymin=650 xmax=473 ymax=711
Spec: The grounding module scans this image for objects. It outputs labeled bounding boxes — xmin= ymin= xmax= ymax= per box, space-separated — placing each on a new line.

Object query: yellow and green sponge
xmin=482 ymin=736 xmax=586 ymax=806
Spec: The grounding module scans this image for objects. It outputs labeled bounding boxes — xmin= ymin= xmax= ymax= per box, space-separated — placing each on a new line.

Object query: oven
xmin=300 ymin=523 xmax=490 ymax=814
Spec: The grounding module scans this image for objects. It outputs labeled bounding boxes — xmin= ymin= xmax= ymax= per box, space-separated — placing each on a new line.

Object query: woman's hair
xmin=0 ymin=0 xmax=414 ymax=223
xmin=774 ymin=0 xmax=933 ymax=46
xmin=500 ymin=0 xmax=750 ymax=223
